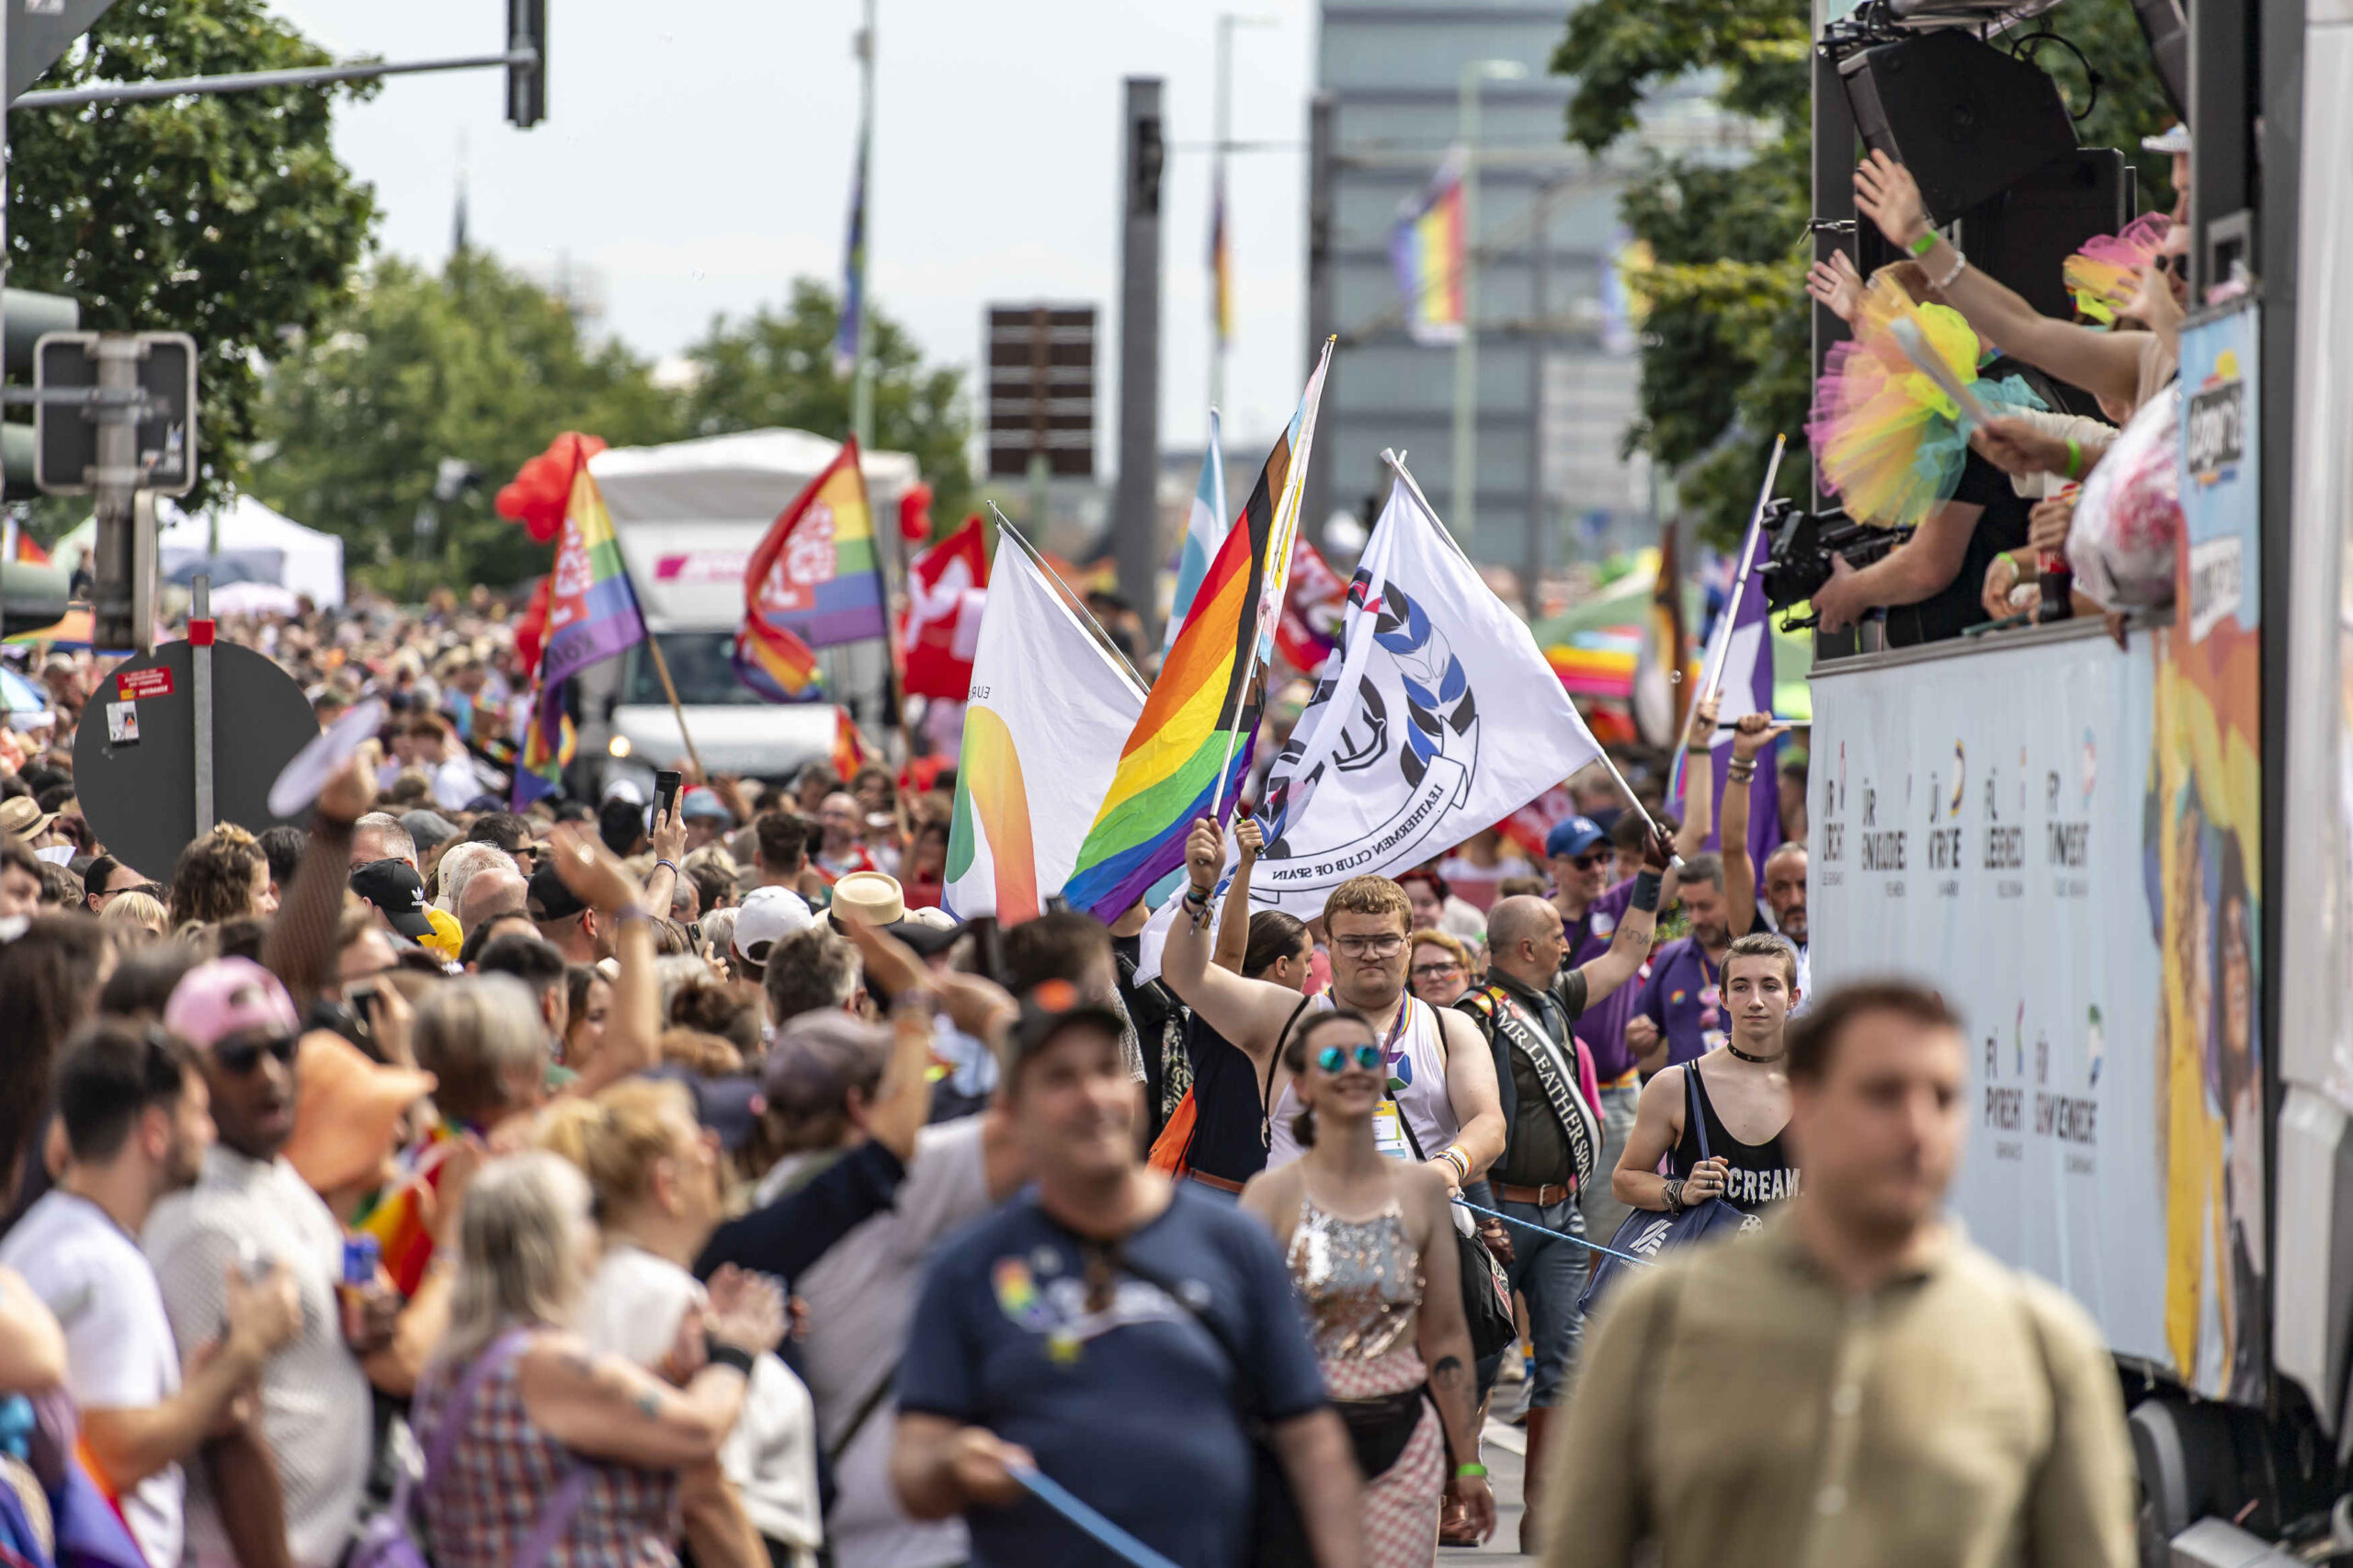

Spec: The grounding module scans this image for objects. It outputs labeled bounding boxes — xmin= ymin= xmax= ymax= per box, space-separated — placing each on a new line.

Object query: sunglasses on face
xmin=1411 ymin=962 xmax=1462 ymax=982
xmin=215 ymin=1032 xmax=298 ymax=1075
xmin=1568 ymin=852 xmax=1608 ymax=870
xmin=1315 ymin=1042 xmax=1386 ymax=1074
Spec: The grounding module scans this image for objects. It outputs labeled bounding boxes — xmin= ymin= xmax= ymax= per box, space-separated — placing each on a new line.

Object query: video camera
xmin=1756 ymin=500 xmax=1907 ymax=627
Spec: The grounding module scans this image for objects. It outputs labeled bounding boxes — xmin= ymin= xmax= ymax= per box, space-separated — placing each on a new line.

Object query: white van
xmin=577 ymin=428 xmax=918 ymax=793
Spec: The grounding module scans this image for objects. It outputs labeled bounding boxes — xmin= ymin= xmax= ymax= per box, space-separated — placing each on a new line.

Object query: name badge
xmin=1372 ymin=1099 xmax=1412 ymax=1159
xmin=1702 ymin=1028 xmax=1728 ymax=1053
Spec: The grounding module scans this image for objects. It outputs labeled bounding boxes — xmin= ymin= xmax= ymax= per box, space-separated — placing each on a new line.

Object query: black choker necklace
xmin=1727 ymin=1041 xmax=1782 ymax=1064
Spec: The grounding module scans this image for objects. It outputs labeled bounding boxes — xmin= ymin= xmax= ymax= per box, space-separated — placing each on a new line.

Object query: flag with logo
xmin=901 ymin=514 xmax=988 ymax=699
xmin=515 ymin=467 xmax=645 ymax=807
xmin=731 ymin=437 xmax=886 ymax=701
xmin=946 ymin=533 xmax=1147 ymax=923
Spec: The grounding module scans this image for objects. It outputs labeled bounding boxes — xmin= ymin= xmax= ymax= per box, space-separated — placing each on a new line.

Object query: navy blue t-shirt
xmin=897 ymin=1183 xmax=1328 ymax=1568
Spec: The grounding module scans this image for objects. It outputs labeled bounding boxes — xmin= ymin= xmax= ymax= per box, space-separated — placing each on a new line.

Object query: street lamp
xmin=1452 ymin=57 xmax=1525 ymax=549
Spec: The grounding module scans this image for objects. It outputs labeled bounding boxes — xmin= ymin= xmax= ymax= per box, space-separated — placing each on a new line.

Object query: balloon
xmin=898 ymin=482 xmax=935 ymax=544
xmin=494 ymin=431 xmax=608 ymax=543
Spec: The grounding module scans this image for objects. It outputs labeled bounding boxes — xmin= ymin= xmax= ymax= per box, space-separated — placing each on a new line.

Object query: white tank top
xmin=1265 ymin=993 xmax=1460 ymax=1170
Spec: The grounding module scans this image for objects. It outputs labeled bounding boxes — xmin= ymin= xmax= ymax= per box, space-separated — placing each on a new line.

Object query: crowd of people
xmin=0 ymin=128 xmax=2193 ymax=1567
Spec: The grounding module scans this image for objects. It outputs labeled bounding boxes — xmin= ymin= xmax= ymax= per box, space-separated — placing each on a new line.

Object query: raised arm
xmin=1855 ymin=151 xmax=2147 ymax=410
xmin=1576 ymin=833 xmax=1667 ymax=1005
xmin=1212 ymin=818 xmax=1265 ymax=975
xmin=263 ymin=754 xmax=374 ymax=1006
xmin=542 ymin=824 xmax=661 ymax=1096
xmin=1720 ymin=715 xmax=1790 ymax=940
xmin=1161 ymin=817 xmax=1317 ymax=1069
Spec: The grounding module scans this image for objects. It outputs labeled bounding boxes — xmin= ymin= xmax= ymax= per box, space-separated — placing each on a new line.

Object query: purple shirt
xmin=1568 ymin=879 xmax=1646 ymax=1085
xmin=1635 ymin=936 xmax=1727 ymax=1068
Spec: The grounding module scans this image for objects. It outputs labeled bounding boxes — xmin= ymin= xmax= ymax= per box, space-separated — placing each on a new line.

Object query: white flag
xmin=1134 ymin=471 xmax=1605 ymax=980
xmin=944 ymin=540 xmax=1146 ymax=922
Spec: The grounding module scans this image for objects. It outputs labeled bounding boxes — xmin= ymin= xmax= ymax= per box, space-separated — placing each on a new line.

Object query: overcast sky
xmin=267 ymin=0 xmax=1317 ymax=453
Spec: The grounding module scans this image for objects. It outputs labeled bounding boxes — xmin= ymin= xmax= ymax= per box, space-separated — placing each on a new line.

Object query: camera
xmin=1756 ymin=500 xmax=1908 ymax=626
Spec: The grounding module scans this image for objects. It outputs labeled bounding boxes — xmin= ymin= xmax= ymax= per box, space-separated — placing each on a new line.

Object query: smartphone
xmin=654 ymin=768 xmax=683 ymax=822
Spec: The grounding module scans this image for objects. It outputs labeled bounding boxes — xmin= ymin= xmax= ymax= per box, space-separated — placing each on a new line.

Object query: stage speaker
xmin=1838 ymin=29 xmax=2079 ymax=221
xmin=1955 ymin=148 xmax=2129 ymax=324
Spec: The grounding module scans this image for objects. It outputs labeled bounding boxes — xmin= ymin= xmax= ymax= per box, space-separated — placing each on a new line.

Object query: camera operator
xmin=1802 ymin=458 xmax=2029 ymax=645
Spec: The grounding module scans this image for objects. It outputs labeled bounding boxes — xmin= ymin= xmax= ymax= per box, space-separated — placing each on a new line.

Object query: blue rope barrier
xmin=1011 ymin=1463 xmax=1186 ymax=1568
xmin=1453 ymin=1196 xmax=1657 ymax=1268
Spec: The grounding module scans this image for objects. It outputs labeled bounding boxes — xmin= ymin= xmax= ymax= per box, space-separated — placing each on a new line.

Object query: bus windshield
xmin=618 ymin=632 xmax=786 ymax=708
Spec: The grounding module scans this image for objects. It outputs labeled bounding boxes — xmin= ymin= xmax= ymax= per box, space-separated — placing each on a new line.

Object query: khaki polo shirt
xmin=1541 ymin=1214 xmax=2135 ymax=1568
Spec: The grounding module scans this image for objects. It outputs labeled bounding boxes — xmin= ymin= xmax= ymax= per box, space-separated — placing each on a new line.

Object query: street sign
xmin=7 ymin=0 xmax=122 ymax=102
xmin=33 ymin=330 xmax=199 ymax=495
xmin=74 ymin=639 xmax=318 ymax=881
xmin=985 ymin=303 xmax=1096 ymax=479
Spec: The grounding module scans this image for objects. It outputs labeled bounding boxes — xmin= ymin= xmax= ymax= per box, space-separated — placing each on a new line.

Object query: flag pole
xmin=639 ymin=634 xmax=709 ymax=783
xmin=1665 ymin=432 xmax=1785 ymax=803
xmin=1385 ymin=447 xmax=1673 ymax=852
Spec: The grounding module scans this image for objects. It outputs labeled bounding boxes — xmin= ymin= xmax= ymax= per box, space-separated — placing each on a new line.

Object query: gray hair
xmin=653 ymin=953 xmax=711 ymax=1020
xmin=436 ymin=1152 xmax=593 ymax=1364
xmin=353 ymin=812 xmax=417 ymax=866
xmin=1677 ymin=852 xmax=1725 ymax=892
xmin=436 ymin=840 xmax=520 ymax=913
xmin=413 ymin=973 xmax=549 ymax=1126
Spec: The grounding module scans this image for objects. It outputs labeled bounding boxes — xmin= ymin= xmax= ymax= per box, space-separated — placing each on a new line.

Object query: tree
xmin=7 ymin=0 xmax=378 ymax=510
xmin=1554 ymin=0 xmax=2178 ymax=547
xmin=249 ymin=251 xmax=676 ymax=590
xmin=673 ymin=278 xmax=974 ymax=534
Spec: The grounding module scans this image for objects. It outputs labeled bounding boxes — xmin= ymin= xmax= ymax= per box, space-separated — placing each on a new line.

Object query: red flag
xmin=899 ymin=514 xmax=989 ymax=700
xmin=1275 ymin=539 xmax=1347 ymax=676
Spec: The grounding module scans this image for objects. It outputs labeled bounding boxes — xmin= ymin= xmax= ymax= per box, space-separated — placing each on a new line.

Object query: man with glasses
xmin=1164 ymin=818 xmax=1506 ymax=1195
xmin=146 ymin=959 xmax=388 ymax=1568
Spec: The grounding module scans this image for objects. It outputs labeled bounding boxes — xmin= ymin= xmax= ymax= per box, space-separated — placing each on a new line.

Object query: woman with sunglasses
xmin=1241 ymin=1009 xmax=1495 ymax=1562
xmin=1406 ymin=931 xmax=1473 ymax=1009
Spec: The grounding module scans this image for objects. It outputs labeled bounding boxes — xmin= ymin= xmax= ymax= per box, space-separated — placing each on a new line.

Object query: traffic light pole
xmin=11 ymin=47 xmax=540 ymax=110
xmin=89 ymin=335 xmax=141 ymax=650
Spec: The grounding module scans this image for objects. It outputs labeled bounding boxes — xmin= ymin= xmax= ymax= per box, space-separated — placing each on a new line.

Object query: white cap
xmin=2142 ymin=121 xmax=2190 ymax=155
xmin=603 ymin=777 xmax=646 ymax=805
xmin=733 ymin=885 xmax=814 ymax=964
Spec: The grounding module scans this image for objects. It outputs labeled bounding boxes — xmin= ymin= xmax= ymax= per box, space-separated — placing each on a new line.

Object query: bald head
xmin=1486 ymin=894 xmax=1567 ymax=989
xmin=457 ymin=865 xmax=529 ymax=935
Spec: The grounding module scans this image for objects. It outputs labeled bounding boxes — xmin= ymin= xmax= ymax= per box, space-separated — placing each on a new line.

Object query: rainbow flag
xmin=355 ymin=1120 xmax=460 ymax=1297
xmin=1210 ymin=170 xmax=1233 ymax=348
xmin=516 ymin=465 xmax=645 ymax=807
xmin=733 ymin=615 xmax=823 ymax=701
xmin=832 ymin=706 xmax=878 ymax=780
xmin=738 ymin=437 xmax=888 ymax=659
xmin=1060 ymin=350 xmax=1330 ymax=922
xmin=1391 ymin=149 xmax=1465 ymax=346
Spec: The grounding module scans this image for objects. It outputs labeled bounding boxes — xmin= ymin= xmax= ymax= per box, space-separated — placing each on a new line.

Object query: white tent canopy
xmin=53 ymin=494 xmax=346 ymax=608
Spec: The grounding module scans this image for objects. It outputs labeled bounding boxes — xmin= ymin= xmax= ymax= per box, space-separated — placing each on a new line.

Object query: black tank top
xmin=1669 ymin=1061 xmax=1800 ymax=1211
xmin=1181 ymin=1013 xmax=1274 ymax=1184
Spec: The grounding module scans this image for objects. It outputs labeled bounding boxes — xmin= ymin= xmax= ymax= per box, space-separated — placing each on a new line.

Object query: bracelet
xmin=1726 ymin=762 xmax=1756 ymax=781
xmin=2063 ymin=437 xmax=2083 ymax=481
xmin=1931 ymin=246 xmax=1968 ymax=292
xmin=1441 ymin=1146 xmax=1470 ymax=1181
xmin=1455 ymin=1462 xmax=1489 ymax=1480
xmin=1183 ymin=882 xmax=1211 ymax=907
xmin=615 ymin=903 xmax=653 ymax=926
xmin=654 ymin=858 xmax=680 ymax=877
xmin=703 ymin=1339 xmax=756 ymax=1376
xmin=1906 ymin=230 xmax=1938 ymax=258
xmin=1630 ymin=869 xmax=1663 ymax=914
xmin=1663 ymin=1178 xmax=1686 ymax=1216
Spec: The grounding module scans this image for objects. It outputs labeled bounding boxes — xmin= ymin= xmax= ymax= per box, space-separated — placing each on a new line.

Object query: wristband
xmin=615 ymin=903 xmax=653 ymax=926
xmin=703 ymin=1339 xmax=756 ymax=1376
xmin=1905 ymin=230 xmax=1938 ymax=257
xmin=1441 ymin=1145 xmax=1469 ymax=1181
xmin=654 ymin=858 xmax=681 ymax=878
xmin=2063 ymin=437 xmax=2083 ymax=481
xmin=1455 ymin=1463 xmax=1489 ymax=1480
xmin=1630 ymin=869 xmax=1663 ymax=913
xmin=1931 ymin=246 xmax=1968 ymax=292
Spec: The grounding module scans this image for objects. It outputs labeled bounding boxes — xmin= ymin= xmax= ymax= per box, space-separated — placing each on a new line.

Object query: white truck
xmin=575 ymin=428 xmax=920 ymax=795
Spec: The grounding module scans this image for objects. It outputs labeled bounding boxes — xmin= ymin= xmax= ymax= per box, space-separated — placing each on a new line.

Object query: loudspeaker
xmin=1954 ymin=148 xmax=2129 ymax=324
xmin=1838 ymin=29 xmax=2080 ymax=220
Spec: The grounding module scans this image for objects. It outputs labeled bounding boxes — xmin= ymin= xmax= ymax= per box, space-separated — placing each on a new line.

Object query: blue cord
xmin=1453 ymin=1197 xmax=1657 ymax=1268
xmin=1011 ymin=1463 xmax=1187 ymax=1568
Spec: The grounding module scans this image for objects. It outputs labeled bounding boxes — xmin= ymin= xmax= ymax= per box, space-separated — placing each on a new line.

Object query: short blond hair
xmin=1323 ymin=875 xmax=1412 ymax=936
xmin=536 ymin=1077 xmax=696 ymax=1211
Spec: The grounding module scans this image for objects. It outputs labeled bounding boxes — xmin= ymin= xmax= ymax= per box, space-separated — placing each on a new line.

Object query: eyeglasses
xmin=1410 ymin=961 xmax=1462 ymax=982
xmin=1567 ymin=852 xmax=1609 ymax=870
xmin=1315 ymin=1043 xmax=1386 ymax=1074
xmin=214 ymin=1032 xmax=298 ymax=1075
xmin=1333 ymin=934 xmax=1405 ymax=960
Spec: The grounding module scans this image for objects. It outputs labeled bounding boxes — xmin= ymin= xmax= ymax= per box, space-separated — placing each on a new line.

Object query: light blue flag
xmin=1164 ymin=408 xmax=1227 ymax=656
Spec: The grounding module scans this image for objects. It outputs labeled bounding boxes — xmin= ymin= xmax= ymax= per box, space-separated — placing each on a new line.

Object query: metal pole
xmin=91 ymin=335 xmax=142 ymax=652
xmin=131 ymin=492 xmax=157 ymax=657
xmin=1211 ymin=14 xmax=1232 ymax=416
xmin=848 ymin=0 xmax=879 ymax=453
xmin=1451 ymin=63 xmax=1482 ymax=549
xmin=1523 ymin=177 xmax=1552 ymax=612
xmin=12 ymin=49 xmax=539 ymax=109
xmin=1114 ymin=77 xmax=1165 ymax=650
xmin=1302 ymin=92 xmax=1336 ymax=552
xmin=191 ymin=574 xmax=214 ymax=836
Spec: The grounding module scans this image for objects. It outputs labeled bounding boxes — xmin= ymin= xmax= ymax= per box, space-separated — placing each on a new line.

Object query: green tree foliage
xmin=1553 ymin=0 xmax=2177 ymax=547
xmin=249 ymin=251 xmax=676 ymax=591
xmin=7 ymin=0 xmax=378 ymax=508
xmin=673 ymin=278 xmax=974 ymax=531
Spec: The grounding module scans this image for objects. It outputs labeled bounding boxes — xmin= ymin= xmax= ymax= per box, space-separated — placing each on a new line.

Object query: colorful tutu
xmin=2063 ymin=212 xmax=2171 ymax=325
xmin=1806 ymin=273 xmax=2046 ymax=529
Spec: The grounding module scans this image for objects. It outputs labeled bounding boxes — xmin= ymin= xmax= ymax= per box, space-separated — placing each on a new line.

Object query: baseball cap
xmin=1544 ymin=816 xmax=1608 ymax=859
xmin=733 ymin=885 xmax=814 ymax=966
xmin=603 ymin=777 xmax=645 ymax=806
xmin=2142 ymin=121 xmax=2191 ymax=155
xmin=759 ymin=1012 xmax=891 ymax=1120
xmin=351 ymin=858 xmax=437 ymax=941
xmin=1006 ymin=979 xmax=1130 ymax=1077
xmin=640 ymin=1064 xmax=766 ymax=1152
xmin=165 ymin=957 xmax=301 ymax=1051
xmin=680 ymin=788 xmax=733 ymax=823
xmin=526 ymin=860 xmax=588 ymax=923
xmin=399 ymin=810 xmax=461 ymax=852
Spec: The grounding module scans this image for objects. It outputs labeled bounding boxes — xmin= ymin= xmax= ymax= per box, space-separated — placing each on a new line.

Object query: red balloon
xmin=495 ymin=432 xmax=608 ymax=543
xmin=897 ymin=482 xmax=935 ymax=544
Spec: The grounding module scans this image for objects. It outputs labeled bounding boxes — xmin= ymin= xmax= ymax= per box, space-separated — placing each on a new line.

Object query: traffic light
xmin=506 ymin=0 xmax=546 ymax=129
xmin=0 ymin=561 xmax=70 ymax=638
xmin=2 ymin=290 xmax=79 ymax=501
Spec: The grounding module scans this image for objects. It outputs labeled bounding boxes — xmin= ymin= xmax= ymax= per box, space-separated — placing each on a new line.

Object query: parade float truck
xmin=574 ymin=429 xmax=917 ymax=794
xmin=1802 ymin=0 xmax=2351 ymax=1560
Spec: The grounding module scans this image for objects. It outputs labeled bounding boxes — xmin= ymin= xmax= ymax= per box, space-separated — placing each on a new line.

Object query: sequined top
xmin=1284 ymin=1194 xmax=1426 ymax=1361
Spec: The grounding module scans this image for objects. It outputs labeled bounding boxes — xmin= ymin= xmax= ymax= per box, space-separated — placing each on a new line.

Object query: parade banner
xmin=1809 ymin=626 xmax=2194 ymax=1385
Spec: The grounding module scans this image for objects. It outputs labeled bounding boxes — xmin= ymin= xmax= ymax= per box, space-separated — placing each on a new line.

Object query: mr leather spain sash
xmin=1467 ymin=985 xmax=1601 ymax=1190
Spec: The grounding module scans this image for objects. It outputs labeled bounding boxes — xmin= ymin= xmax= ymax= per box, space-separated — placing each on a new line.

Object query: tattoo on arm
xmin=1432 ymin=1355 xmax=1464 ymax=1381
xmin=635 ymin=1391 xmax=661 ymax=1419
